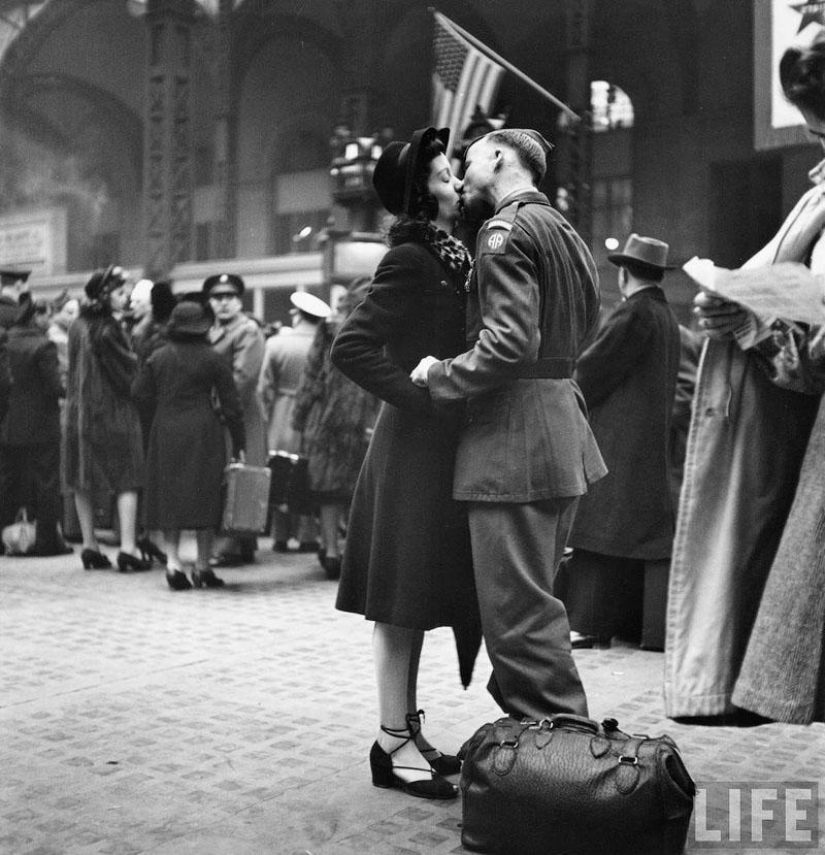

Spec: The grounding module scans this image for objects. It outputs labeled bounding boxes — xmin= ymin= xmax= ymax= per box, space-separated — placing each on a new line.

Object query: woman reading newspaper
xmin=665 ymin=25 xmax=825 ymax=725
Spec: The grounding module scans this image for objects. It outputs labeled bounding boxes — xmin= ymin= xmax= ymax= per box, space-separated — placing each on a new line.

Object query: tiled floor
xmin=1 ymin=543 xmax=822 ymax=854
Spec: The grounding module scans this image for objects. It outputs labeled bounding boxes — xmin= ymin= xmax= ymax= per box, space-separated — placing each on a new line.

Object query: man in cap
xmin=258 ymin=290 xmax=331 ymax=552
xmin=556 ymin=234 xmax=681 ymax=651
xmin=203 ymin=273 xmax=267 ymax=567
xmin=0 ymin=268 xmax=32 ymax=329
xmin=411 ymin=128 xmax=605 ymax=720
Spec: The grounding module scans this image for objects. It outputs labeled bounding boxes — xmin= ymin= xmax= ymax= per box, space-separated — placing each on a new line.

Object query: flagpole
xmin=430 ymin=8 xmax=581 ymax=124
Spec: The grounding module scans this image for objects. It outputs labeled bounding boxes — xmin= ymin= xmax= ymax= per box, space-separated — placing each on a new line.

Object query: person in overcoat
xmin=63 ymin=266 xmax=150 ymax=573
xmin=258 ymin=290 xmax=329 ymax=552
xmin=331 ymin=126 xmax=479 ymax=801
xmin=665 ymin=27 xmax=825 ymax=722
xmin=134 ymin=300 xmax=245 ymax=591
xmin=204 ymin=273 xmax=266 ymax=567
xmin=556 ymin=234 xmax=680 ymax=651
xmin=412 ymin=129 xmax=605 ymax=722
xmin=292 ymin=278 xmax=379 ymax=578
xmin=0 ymin=299 xmax=68 ymax=556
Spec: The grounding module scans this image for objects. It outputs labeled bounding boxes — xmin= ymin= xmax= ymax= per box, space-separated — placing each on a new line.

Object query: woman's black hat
xmin=85 ymin=265 xmax=127 ymax=301
xmin=372 ymin=126 xmax=450 ymax=216
xmin=167 ymin=300 xmax=212 ymax=337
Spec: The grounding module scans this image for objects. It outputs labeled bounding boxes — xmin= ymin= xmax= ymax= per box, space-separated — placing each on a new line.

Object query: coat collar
xmin=495 ymin=188 xmax=550 ymax=213
xmin=209 ymin=312 xmax=246 ymax=343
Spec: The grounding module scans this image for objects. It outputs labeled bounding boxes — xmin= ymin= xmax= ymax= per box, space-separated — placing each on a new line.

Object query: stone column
xmin=143 ymin=0 xmax=197 ymax=278
xmin=559 ymin=0 xmax=594 ymax=243
xmin=212 ymin=0 xmax=236 ymax=260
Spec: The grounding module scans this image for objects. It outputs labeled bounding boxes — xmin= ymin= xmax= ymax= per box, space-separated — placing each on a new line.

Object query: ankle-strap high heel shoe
xmin=116 ymin=551 xmax=152 ymax=573
xmin=406 ymin=709 xmax=461 ymax=776
xmin=137 ymin=537 xmax=167 ymax=566
xmin=81 ymin=548 xmax=111 ymax=570
xmin=165 ymin=568 xmax=192 ymax=591
xmin=369 ymin=723 xmax=457 ymax=800
xmin=191 ymin=567 xmax=224 ymax=588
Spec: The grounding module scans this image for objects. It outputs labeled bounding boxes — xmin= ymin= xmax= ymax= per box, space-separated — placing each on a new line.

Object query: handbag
xmin=267 ymin=451 xmax=313 ymax=515
xmin=2 ymin=508 xmax=37 ymax=555
xmin=459 ymin=714 xmax=695 ymax=855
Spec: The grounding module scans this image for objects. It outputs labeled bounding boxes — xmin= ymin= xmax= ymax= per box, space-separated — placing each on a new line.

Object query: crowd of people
xmin=0 ymin=264 xmax=378 ymax=590
xmin=0 ymin=24 xmax=823 ymax=805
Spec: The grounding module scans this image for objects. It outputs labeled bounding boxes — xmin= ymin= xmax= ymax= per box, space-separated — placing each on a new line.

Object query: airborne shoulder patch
xmin=480 ymin=220 xmax=512 ymax=254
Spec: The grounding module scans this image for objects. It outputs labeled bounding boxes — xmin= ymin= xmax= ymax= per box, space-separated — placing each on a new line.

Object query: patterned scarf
xmin=428 ymin=225 xmax=471 ymax=277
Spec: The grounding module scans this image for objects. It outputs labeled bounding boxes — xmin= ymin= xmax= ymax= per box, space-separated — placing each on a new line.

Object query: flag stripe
xmin=431 ymin=11 xmax=505 ymax=158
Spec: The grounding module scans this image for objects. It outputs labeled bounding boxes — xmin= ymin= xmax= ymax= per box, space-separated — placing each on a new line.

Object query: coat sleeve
xmin=331 ymin=245 xmax=433 ymax=414
xmin=36 ymin=339 xmax=64 ymax=400
xmin=0 ymin=329 xmax=10 ymax=424
xmin=213 ymin=354 xmax=246 ymax=457
xmin=574 ymin=299 xmax=652 ymax=408
xmin=231 ymin=320 xmax=265 ymax=405
xmin=427 ymin=223 xmax=541 ymax=402
xmin=95 ymin=322 xmax=138 ymax=398
xmin=292 ymin=323 xmax=328 ymax=433
xmin=131 ymin=352 xmax=157 ymax=404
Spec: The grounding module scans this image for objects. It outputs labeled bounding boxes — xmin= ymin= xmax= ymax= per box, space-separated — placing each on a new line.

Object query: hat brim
xmin=401 ymin=126 xmax=451 ymax=215
xmin=607 ymin=252 xmax=677 ymax=270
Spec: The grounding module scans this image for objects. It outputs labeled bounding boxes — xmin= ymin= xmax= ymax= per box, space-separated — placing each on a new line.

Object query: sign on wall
xmin=754 ymin=1 xmax=825 ymax=150
xmin=0 ymin=208 xmax=67 ymax=275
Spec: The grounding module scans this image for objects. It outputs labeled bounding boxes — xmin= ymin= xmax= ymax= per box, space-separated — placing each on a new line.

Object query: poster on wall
xmin=754 ymin=0 xmax=825 ymax=149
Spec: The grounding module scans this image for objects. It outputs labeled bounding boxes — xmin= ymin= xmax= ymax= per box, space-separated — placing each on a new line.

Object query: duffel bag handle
xmin=538 ymin=714 xmax=600 ymax=735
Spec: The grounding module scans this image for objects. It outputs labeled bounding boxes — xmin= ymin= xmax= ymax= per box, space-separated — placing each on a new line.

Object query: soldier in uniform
xmin=411 ymin=128 xmax=605 ymax=720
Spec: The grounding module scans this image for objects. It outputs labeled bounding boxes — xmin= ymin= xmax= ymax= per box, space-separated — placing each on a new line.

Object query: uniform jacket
xmin=665 ymin=176 xmax=825 ymax=718
xmin=0 ymin=327 xmax=62 ymax=446
xmin=427 ymin=189 xmax=606 ymax=501
xmin=210 ymin=313 xmax=266 ymax=466
xmin=568 ymin=287 xmax=680 ymax=560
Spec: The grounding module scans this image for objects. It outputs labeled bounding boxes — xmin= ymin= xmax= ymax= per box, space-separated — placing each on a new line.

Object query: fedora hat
xmin=203 ymin=272 xmax=245 ymax=297
xmin=372 ymin=126 xmax=450 ymax=216
xmin=0 ymin=268 xmax=31 ymax=287
xmin=168 ymin=300 xmax=212 ymax=337
xmin=607 ymin=234 xmax=676 ymax=270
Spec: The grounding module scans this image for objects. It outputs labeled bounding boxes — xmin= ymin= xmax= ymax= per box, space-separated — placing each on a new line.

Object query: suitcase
xmin=267 ymin=451 xmax=313 ymax=515
xmin=221 ymin=463 xmax=271 ymax=535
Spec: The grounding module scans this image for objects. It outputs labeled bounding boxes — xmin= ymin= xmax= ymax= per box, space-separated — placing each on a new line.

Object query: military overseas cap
xmin=203 ymin=272 xmax=245 ymax=297
xmin=290 ymin=290 xmax=332 ymax=319
xmin=607 ymin=233 xmax=676 ymax=270
xmin=0 ymin=268 xmax=31 ymax=287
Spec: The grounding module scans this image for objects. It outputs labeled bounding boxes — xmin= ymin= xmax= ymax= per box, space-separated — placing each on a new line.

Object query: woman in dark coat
xmin=64 ymin=266 xmax=150 ymax=572
xmin=331 ymin=127 xmax=477 ymax=801
xmin=292 ymin=276 xmax=380 ymax=579
xmin=133 ymin=299 xmax=245 ymax=591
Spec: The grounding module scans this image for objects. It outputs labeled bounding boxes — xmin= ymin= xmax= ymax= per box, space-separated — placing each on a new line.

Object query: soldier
xmin=411 ymin=128 xmax=605 ymax=720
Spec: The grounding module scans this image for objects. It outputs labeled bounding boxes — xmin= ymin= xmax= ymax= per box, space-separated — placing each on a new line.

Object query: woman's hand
xmin=231 ymin=449 xmax=246 ymax=465
xmin=693 ymin=290 xmax=748 ymax=339
xmin=411 ymin=356 xmax=438 ymax=387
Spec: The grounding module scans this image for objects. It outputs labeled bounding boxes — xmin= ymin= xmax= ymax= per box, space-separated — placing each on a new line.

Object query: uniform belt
xmin=514 ymin=357 xmax=574 ymax=379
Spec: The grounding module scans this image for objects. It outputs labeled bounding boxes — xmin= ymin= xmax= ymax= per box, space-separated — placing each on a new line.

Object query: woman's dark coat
xmin=133 ymin=336 xmax=245 ymax=530
xmin=331 ymin=239 xmax=481 ymax=684
xmin=63 ymin=310 xmax=144 ymax=501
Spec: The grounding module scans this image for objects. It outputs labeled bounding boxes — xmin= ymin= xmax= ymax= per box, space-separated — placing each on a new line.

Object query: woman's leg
xmin=116 ymin=491 xmax=139 ymax=555
xmin=319 ymin=502 xmax=342 ymax=559
xmin=373 ymin=622 xmax=431 ymax=783
xmin=73 ymin=490 xmax=99 ymax=551
xmin=163 ymin=530 xmax=182 ymax=570
xmin=195 ymin=529 xmax=215 ymax=570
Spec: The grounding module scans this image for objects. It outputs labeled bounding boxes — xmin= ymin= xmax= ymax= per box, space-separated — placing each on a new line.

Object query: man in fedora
xmin=556 ymin=233 xmax=681 ymax=651
xmin=411 ymin=128 xmax=605 ymax=720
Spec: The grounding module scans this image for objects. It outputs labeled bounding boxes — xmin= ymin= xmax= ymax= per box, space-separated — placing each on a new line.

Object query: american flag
xmin=431 ymin=11 xmax=504 ymax=159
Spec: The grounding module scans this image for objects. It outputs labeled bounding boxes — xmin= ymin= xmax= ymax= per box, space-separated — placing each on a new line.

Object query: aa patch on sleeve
xmin=480 ymin=220 xmax=512 ymax=254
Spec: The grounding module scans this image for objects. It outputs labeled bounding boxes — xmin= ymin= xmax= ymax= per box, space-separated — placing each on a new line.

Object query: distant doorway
xmin=709 ymin=157 xmax=782 ymax=268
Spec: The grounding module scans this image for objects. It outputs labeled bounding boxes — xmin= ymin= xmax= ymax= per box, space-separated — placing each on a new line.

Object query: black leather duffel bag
xmin=459 ymin=714 xmax=695 ymax=855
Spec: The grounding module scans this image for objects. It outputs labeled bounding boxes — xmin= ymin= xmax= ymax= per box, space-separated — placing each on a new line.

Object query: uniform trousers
xmin=467 ymin=497 xmax=588 ymax=720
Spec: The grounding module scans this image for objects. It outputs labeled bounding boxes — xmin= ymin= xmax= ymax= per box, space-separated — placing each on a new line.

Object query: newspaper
xmin=683 ymin=257 xmax=825 ymax=327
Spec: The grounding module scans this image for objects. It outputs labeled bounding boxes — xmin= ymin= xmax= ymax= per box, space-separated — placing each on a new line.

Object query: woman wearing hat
xmin=331 ymin=126 xmax=478 ymax=800
xmin=133 ymin=299 xmax=245 ymax=590
xmin=63 ymin=266 xmax=150 ymax=572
